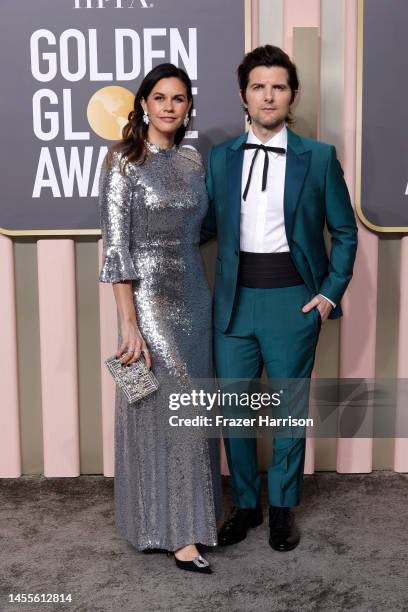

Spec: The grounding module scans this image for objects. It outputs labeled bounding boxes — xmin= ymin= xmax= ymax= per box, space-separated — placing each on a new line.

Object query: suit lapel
xmin=226 ymin=133 xmax=247 ymax=247
xmin=284 ymin=129 xmax=312 ymax=242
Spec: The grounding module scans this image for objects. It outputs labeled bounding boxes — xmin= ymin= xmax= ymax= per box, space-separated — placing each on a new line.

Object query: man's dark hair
xmin=237 ymin=45 xmax=299 ymax=124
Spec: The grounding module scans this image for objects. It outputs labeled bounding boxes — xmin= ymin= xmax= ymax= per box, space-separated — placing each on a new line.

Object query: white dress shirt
xmin=240 ymin=125 xmax=289 ymax=253
xmin=240 ymin=125 xmax=335 ymax=308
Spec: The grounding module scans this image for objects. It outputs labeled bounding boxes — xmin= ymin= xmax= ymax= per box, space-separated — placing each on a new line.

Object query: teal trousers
xmin=214 ymin=283 xmax=321 ymax=508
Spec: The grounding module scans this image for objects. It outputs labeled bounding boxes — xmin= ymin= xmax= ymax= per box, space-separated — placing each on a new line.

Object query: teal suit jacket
xmin=200 ymin=128 xmax=358 ymax=333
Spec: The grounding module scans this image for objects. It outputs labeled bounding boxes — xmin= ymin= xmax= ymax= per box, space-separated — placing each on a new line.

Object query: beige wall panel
xmin=317 ymin=0 xmax=346 ymax=470
xmin=315 ymin=439 xmax=338 ymax=471
xmin=14 ymin=240 xmax=43 ymax=474
xmin=293 ymin=27 xmax=320 ymax=140
xmin=76 ymin=239 xmax=103 ymax=474
xmin=259 ymin=0 xmax=283 ymax=47
xmin=293 ymin=25 xmax=339 ymax=469
xmin=375 ymin=237 xmax=401 ymax=378
xmin=373 ymin=439 xmax=393 ymax=470
xmin=394 ymin=236 xmax=408 ymax=471
xmin=373 ymin=236 xmax=401 ymax=469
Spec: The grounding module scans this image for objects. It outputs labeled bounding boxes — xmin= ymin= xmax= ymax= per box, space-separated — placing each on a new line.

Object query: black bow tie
xmin=242 ymin=143 xmax=286 ymax=201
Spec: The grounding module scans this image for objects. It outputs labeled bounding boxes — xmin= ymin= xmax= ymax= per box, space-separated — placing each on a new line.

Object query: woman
xmin=98 ymin=63 xmax=222 ymax=574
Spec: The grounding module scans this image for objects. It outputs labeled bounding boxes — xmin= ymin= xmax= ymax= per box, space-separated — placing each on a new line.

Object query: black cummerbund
xmin=238 ymin=251 xmax=304 ymax=288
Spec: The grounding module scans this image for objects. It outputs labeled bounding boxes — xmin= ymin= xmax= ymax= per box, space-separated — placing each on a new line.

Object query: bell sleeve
xmin=98 ymin=151 xmax=139 ymax=284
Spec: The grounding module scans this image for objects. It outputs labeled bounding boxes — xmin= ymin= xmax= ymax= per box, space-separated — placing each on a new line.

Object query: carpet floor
xmin=1 ymin=472 xmax=407 ymax=612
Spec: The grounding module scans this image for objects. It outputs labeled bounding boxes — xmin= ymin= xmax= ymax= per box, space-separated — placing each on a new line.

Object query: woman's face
xmin=141 ymin=77 xmax=192 ymax=137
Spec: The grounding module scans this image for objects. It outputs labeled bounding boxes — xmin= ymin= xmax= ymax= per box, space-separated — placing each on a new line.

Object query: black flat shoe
xmin=172 ymin=553 xmax=213 ymax=574
xmin=268 ymin=506 xmax=300 ymax=552
xmin=218 ymin=506 xmax=263 ymax=546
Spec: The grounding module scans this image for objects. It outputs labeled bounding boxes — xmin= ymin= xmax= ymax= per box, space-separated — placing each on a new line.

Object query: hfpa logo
xmin=74 ymin=0 xmax=153 ymax=8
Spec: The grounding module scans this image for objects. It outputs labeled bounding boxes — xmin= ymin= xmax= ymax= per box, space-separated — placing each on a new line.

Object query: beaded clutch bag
xmin=104 ymin=354 xmax=159 ymax=403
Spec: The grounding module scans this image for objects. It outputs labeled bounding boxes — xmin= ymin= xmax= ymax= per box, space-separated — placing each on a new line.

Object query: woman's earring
xmin=183 ymin=115 xmax=190 ymax=128
xmin=143 ymin=112 xmax=150 ymax=125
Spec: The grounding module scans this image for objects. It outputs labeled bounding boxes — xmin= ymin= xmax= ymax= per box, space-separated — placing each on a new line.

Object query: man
xmin=200 ymin=45 xmax=357 ymax=551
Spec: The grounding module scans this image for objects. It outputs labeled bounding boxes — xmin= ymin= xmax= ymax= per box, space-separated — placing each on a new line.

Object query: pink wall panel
xmin=283 ymin=0 xmax=320 ymax=57
xmin=0 ymin=234 xmax=21 ymax=477
xmin=98 ymin=239 xmax=117 ymax=477
xmin=37 ymin=240 xmax=80 ymax=477
xmin=337 ymin=0 xmax=376 ymax=473
xmin=283 ymin=0 xmax=320 ymax=476
xmin=251 ymin=0 xmax=260 ymax=48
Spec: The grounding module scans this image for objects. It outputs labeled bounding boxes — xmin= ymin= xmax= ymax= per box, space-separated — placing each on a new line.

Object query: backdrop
xmin=0 ymin=0 xmax=244 ymax=233
xmin=1 ymin=0 xmax=408 ymax=478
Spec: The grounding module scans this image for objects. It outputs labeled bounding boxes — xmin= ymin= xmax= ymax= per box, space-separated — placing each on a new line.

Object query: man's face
xmin=242 ymin=65 xmax=295 ymax=131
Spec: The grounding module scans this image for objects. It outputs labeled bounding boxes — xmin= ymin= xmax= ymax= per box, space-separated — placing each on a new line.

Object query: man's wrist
xmin=318 ymin=293 xmax=336 ymax=308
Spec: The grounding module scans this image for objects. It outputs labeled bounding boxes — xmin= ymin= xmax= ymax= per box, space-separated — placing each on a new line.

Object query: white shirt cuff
xmin=319 ymin=293 xmax=336 ymax=308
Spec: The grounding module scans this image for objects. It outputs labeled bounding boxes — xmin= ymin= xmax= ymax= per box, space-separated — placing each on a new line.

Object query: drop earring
xmin=183 ymin=115 xmax=190 ymax=128
xmin=143 ymin=112 xmax=150 ymax=125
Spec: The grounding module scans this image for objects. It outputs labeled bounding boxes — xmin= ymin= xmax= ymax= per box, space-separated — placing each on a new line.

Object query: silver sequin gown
xmin=98 ymin=143 xmax=222 ymax=551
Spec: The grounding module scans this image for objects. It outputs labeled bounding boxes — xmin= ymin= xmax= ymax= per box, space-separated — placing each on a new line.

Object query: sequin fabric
xmin=99 ymin=143 xmax=222 ymax=551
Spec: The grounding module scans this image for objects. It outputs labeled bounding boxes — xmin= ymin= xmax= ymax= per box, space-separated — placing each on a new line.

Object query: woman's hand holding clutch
xmin=116 ymin=320 xmax=152 ymax=369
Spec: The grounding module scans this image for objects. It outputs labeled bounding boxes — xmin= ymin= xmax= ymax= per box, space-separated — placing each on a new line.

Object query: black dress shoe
xmin=268 ymin=506 xmax=300 ymax=552
xmin=172 ymin=553 xmax=212 ymax=574
xmin=218 ymin=506 xmax=263 ymax=546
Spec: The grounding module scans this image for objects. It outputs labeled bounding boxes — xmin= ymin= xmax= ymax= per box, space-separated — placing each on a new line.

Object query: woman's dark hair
xmin=237 ymin=45 xmax=299 ymax=125
xmin=106 ymin=63 xmax=193 ymax=173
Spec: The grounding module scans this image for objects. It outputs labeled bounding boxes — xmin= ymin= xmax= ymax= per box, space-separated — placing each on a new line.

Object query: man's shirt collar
xmin=246 ymin=124 xmax=288 ymax=150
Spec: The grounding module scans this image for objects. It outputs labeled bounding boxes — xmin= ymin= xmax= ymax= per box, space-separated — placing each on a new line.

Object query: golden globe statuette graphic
xmin=87 ymin=86 xmax=135 ymax=140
